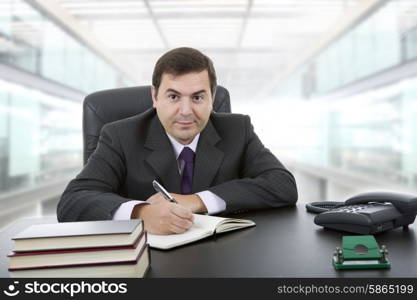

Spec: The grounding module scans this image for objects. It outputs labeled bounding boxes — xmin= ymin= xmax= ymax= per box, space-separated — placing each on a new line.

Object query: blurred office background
xmin=1 ymin=0 xmax=417 ymax=229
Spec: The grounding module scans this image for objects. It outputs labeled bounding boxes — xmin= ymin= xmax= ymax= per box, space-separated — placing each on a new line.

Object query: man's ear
xmin=151 ymin=86 xmax=157 ymax=108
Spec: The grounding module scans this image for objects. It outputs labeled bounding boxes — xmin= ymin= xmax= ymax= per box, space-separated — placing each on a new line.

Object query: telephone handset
xmin=307 ymin=192 xmax=417 ymax=234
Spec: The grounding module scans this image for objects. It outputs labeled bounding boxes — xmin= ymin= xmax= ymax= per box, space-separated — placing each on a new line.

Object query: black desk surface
xmin=1 ymin=203 xmax=416 ymax=277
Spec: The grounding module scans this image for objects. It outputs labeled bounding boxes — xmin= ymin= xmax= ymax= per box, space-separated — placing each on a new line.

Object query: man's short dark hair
xmin=152 ymin=47 xmax=217 ymax=97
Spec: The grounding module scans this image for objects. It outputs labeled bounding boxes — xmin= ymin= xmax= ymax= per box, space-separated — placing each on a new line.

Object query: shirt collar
xmin=166 ymin=133 xmax=199 ymax=159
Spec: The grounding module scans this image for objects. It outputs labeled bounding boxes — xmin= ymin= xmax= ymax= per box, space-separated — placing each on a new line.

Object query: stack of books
xmin=8 ymin=219 xmax=149 ymax=278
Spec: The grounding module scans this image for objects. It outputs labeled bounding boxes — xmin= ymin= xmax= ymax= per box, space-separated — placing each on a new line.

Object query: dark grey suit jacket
xmin=57 ymin=108 xmax=297 ymax=221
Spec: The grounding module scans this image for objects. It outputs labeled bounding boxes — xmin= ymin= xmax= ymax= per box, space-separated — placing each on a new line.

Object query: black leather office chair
xmin=82 ymin=85 xmax=231 ymax=165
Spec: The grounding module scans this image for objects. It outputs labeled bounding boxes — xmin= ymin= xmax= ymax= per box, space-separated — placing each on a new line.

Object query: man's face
xmin=152 ymin=70 xmax=213 ymax=145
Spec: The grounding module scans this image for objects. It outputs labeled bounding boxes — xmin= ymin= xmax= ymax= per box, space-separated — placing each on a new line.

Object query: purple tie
xmin=179 ymin=147 xmax=195 ymax=194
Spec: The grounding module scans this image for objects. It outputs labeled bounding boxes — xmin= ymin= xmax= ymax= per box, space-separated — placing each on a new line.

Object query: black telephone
xmin=306 ymin=192 xmax=417 ymax=234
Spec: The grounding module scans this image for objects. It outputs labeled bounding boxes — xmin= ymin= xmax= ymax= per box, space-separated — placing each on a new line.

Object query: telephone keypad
xmin=332 ymin=205 xmax=371 ymax=213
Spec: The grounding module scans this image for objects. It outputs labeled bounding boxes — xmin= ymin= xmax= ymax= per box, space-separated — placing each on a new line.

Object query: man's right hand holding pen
xmin=131 ymin=180 xmax=207 ymax=235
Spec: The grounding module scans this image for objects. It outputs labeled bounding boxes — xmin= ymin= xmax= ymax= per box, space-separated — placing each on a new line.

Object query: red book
xmin=9 ymin=231 xmax=147 ymax=270
xmin=9 ymin=243 xmax=150 ymax=278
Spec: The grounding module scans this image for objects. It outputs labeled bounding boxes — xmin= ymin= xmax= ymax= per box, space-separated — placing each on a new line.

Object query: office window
xmin=8 ymin=0 xmax=43 ymax=74
xmin=0 ymin=81 xmax=82 ymax=195
xmin=63 ymin=35 xmax=83 ymax=90
xmin=8 ymin=92 xmax=41 ymax=187
xmin=400 ymin=80 xmax=417 ymax=186
xmin=41 ymin=22 xmax=66 ymax=84
xmin=373 ymin=2 xmax=401 ymax=71
xmin=0 ymin=89 xmax=9 ymax=192
xmin=271 ymin=0 xmax=417 ymax=190
xmin=0 ymin=1 xmax=12 ymax=65
xmin=403 ymin=27 xmax=417 ymax=61
xmin=352 ymin=17 xmax=375 ymax=79
xmin=1 ymin=0 xmax=129 ymax=94
xmin=0 ymin=1 xmax=12 ymax=36
xmin=288 ymin=0 xmax=405 ymax=96
xmin=82 ymin=50 xmax=98 ymax=93
xmin=38 ymin=96 xmax=82 ymax=185
xmin=338 ymin=32 xmax=355 ymax=86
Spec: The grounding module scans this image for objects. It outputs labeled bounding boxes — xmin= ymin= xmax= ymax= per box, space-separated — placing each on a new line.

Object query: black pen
xmin=152 ymin=180 xmax=178 ymax=203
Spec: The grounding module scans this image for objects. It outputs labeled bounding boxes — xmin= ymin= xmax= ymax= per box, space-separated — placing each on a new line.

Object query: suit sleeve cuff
xmin=196 ymin=190 xmax=226 ymax=215
xmin=112 ymin=200 xmax=147 ymax=220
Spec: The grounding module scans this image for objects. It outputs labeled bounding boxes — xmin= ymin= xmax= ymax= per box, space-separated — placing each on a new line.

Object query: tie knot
xmin=179 ymin=147 xmax=195 ymax=163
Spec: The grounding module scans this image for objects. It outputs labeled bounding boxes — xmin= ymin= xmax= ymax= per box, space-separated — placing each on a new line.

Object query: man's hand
xmin=132 ymin=193 xmax=194 ymax=235
xmin=145 ymin=192 xmax=207 ymax=213
xmin=171 ymin=193 xmax=207 ymax=214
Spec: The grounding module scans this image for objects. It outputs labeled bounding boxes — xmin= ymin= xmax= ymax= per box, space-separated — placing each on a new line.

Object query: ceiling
xmin=55 ymin=0 xmax=361 ymax=102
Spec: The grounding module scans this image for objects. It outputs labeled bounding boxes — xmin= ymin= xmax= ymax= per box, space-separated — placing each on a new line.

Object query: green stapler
xmin=333 ymin=235 xmax=390 ymax=270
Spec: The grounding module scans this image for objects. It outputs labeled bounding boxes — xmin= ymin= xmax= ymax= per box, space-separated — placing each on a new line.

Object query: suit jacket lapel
xmin=144 ymin=116 xmax=182 ymax=193
xmin=192 ymin=118 xmax=224 ymax=192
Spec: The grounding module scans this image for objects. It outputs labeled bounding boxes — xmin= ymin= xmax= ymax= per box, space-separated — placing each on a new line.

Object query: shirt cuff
xmin=112 ymin=200 xmax=147 ymax=220
xmin=196 ymin=190 xmax=226 ymax=215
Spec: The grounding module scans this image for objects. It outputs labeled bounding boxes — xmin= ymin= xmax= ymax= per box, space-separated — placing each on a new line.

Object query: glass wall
xmin=0 ymin=79 xmax=82 ymax=193
xmin=269 ymin=0 xmax=417 ymax=190
xmin=0 ymin=0 xmax=131 ymax=196
xmin=0 ymin=0 xmax=123 ymax=93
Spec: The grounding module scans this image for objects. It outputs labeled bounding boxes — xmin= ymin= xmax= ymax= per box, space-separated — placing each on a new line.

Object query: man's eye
xmin=168 ymin=94 xmax=178 ymax=100
xmin=193 ymin=95 xmax=204 ymax=101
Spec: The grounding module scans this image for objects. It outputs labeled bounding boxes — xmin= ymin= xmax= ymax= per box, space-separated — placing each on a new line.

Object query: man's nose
xmin=179 ymin=98 xmax=193 ymax=115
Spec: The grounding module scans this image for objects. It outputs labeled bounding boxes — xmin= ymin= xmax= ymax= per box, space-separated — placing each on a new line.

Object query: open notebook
xmin=147 ymin=214 xmax=255 ymax=250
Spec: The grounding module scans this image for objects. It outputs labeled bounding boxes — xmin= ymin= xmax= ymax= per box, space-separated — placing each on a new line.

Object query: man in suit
xmin=58 ymin=47 xmax=297 ymax=235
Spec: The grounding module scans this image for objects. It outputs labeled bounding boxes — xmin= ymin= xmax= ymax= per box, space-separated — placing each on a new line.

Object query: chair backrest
xmin=83 ymin=85 xmax=231 ymax=164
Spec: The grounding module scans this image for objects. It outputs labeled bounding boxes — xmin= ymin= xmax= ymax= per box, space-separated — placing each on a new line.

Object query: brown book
xmin=9 ymin=244 xmax=150 ymax=278
xmin=12 ymin=219 xmax=143 ymax=252
xmin=9 ymin=231 xmax=147 ymax=269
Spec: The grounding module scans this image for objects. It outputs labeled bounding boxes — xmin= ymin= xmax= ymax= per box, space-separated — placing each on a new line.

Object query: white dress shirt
xmin=113 ymin=133 xmax=226 ymax=220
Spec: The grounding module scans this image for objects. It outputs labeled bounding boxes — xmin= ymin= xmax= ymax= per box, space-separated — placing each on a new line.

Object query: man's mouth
xmin=176 ymin=121 xmax=194 ymax=126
